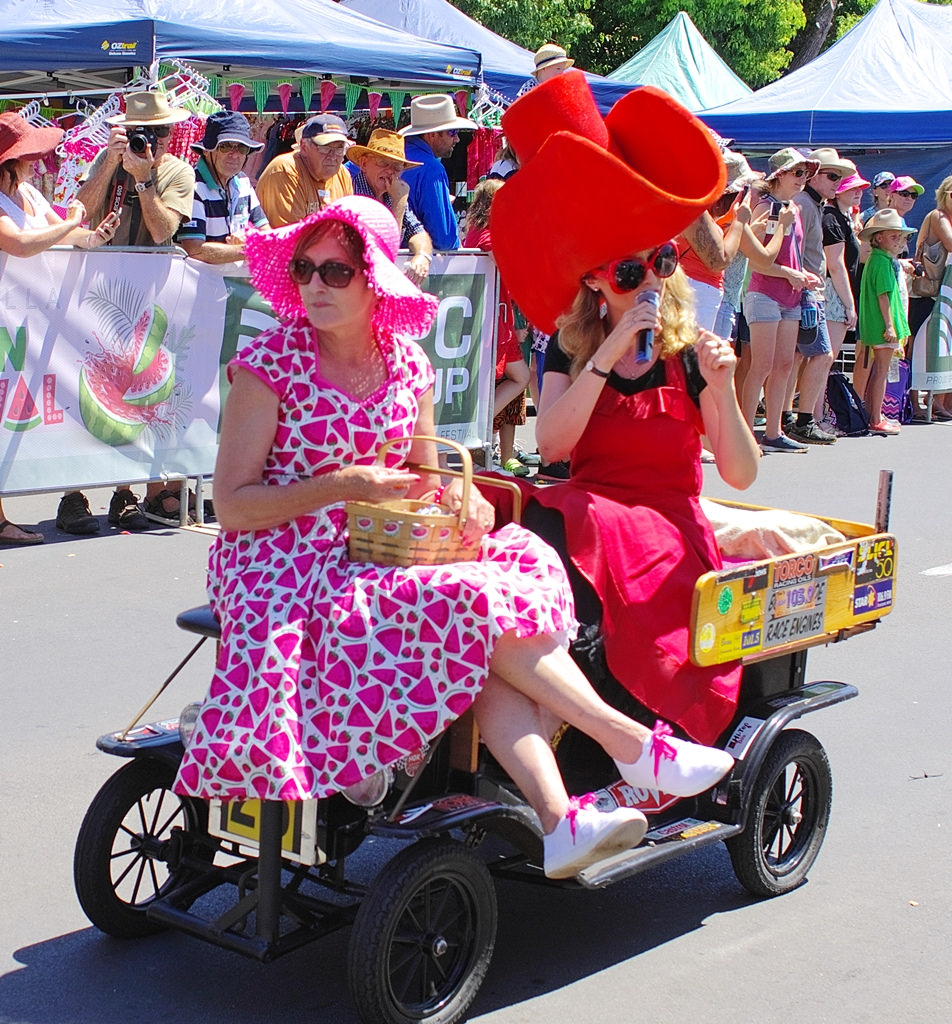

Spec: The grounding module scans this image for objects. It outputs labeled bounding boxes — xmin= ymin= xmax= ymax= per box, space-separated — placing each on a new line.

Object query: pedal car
xmin=73 ymin=473 xmax=897 ymax=1024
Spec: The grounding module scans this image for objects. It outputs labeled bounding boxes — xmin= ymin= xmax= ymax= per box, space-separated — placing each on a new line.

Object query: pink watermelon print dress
xmin=174 ymin=321 xmax=574 ymax=802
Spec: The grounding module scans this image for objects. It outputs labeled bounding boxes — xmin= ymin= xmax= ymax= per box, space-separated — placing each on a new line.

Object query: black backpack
xmin=826 ymin=370 xmax=870 ymax=436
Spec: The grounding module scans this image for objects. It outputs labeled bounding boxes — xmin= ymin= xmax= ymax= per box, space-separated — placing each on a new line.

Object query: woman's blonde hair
xmin=935 ymin=174 xmax=952 ymax=213
xmin=555 ymin=267 xmax=698 ymax=379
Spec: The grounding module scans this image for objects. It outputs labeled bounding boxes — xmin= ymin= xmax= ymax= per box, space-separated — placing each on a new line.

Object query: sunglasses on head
xmin=895 ymin=190 xmax=918 ymax=199
xmin=288 ymin=258 xmax=358 ymax=288
xmin=823 ymin=171 xmax=842 ymax=183
xmin=589 ymin=242 xmax=679 ymax=294
xmin=216 ymin=141 xmax=251 ymax=155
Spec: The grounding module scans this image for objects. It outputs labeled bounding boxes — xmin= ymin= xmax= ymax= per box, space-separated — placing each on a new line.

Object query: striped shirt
xmin=349 ymin=166 xmax=426 ymax=248
xmin=178 ymin=157 xmax=269 ymax=243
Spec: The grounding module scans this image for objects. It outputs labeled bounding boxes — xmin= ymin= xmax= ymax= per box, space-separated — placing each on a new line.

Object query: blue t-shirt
xmin=401 ymin=135 xmax=459 ymax=251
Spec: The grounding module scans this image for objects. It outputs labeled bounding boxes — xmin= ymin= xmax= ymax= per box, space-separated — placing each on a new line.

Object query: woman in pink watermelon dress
xmin=173 ymin=196 xmax=733 ymax=879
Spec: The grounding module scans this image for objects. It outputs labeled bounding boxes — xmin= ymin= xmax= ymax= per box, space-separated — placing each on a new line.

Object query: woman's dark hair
xmin=292 ymin=219 xmax=366 ymax=268
xmin=467 ymin=178 xmax=504 ymax=232
xmin=0 ymin=159 xmax=19 ymax=193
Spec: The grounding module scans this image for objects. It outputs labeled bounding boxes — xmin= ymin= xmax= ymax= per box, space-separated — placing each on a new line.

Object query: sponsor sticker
xmin=852 ymin=579 xmax=893 ymax=613
xmin=725 ymin=716 xmax=765 ymax=758
xmin=772 ymin=553 xmax=817 ymax=588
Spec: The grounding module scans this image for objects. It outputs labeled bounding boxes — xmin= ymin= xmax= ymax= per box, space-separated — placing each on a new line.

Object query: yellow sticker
xmin=698 ymin=622 xmax=716 ymax=653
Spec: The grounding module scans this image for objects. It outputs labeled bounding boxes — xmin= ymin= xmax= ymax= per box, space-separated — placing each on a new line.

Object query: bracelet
xmin=416 ymin=252 xmax=432 ymax=263
xmin=433 ymin=484 xmax=446 ymax=504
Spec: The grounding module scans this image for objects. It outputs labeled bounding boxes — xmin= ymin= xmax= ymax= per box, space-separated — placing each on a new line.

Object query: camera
xmin=128 ymin=127 xmax=157 ymax=155
xmin=913 ymin=261 xmax=925 ymax=277
xmin=768 ymin=199 xmax=788 ymax=219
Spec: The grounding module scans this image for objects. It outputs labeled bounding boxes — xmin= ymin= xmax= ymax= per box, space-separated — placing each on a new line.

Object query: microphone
xmin=635 ymin=289 xmax=660 ymax=362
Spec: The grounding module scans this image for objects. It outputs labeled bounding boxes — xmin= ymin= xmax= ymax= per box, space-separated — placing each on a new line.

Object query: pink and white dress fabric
xmin=174 ymin=320 xmax=574 ymax=802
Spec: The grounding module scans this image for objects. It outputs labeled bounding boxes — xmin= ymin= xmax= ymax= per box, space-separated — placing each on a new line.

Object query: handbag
xmin=911 ymin=212 xmax=949 ymax=299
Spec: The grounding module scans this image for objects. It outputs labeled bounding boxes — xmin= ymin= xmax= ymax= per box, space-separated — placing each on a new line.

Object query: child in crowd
xmin=857 ymin=209 xmax=915 ymax=435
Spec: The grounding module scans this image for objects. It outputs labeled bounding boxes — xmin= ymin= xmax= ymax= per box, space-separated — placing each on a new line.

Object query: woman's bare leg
xmin=742 ymin=321 xmax=779 ymax=428
xmin=488 ymin=632 xmax=649 ymax=765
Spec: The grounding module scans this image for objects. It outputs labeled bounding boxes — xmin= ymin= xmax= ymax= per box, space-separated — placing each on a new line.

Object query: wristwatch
xmin=134 ymin=179 xmax=154 ymax=194
xmin=584 ymin=358 xmax=610 ymax=379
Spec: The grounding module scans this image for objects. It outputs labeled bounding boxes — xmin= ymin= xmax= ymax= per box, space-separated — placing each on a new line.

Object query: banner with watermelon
xmin=0 ymin=249 xmax=496 ymax=496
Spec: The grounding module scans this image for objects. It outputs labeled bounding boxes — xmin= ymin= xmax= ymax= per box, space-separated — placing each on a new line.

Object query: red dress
xmin=530 ymin=355 xmax=741 ymax=745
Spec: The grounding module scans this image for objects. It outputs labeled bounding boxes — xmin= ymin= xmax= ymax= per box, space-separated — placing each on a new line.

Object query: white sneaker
xmin=614 ymin=720 xmax=734 ymax=797
xmin=543 ymin=796 xmax=647 ymax=879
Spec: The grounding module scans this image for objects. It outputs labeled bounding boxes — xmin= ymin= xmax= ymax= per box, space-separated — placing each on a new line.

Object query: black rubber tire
xmin=73 ymin=759 xmax=209 ymax=938
xmin=347 ymin=838 xmax=497 ymax=1024
xmin=726 ymin=729 xmax=833 ymax=898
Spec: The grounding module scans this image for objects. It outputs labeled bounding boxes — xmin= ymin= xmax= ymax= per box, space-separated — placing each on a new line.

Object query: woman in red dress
xmin=531 ymin=245 xmax=760 ymax=746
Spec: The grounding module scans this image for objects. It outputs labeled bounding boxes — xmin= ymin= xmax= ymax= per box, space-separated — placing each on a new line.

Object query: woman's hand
xmin=85 ymin=211 xmax=119 ymax=249
xmin=599 ymin=293 xmax=663 ymax=367
xmin=695 ymin=329 xmax=737 ymax=394
xmin=439 ymin=476 xmax=496 ymax=549
xmin=339 ymin=464 xmax=420 ymax=503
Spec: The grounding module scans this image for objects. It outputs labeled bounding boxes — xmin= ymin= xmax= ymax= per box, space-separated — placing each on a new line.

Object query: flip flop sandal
xmin=140 ymin=489 xmax=193 ymax=527
xmin=0 ymin=518 xmax=45 ymax=547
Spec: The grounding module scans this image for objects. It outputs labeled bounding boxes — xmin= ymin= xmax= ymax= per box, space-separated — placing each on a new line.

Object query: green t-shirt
xmin=858 ymin=246 xmax=909 ymax=346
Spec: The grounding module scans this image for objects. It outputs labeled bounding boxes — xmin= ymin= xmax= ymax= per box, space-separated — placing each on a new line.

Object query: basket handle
xmin=375 ymin=434 xmax=472 ymax=530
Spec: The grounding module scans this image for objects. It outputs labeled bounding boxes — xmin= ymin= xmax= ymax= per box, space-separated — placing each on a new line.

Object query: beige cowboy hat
xmin=533 ymin=43 xmax=574 ymax=78
xmin=723 ymin=149 xmax=761 ymax=192
xmin=398 ymin=95 xmax=477 ymax=137
xmin=807 ymin=146 xmax=856 ymax=178
xmin=857 ymin=207 xmax=916 ymax=241
xmin=107 ymin=91 xmax=190 ymax=126
xmin=347 ymin=128 xmax=422 ymax=169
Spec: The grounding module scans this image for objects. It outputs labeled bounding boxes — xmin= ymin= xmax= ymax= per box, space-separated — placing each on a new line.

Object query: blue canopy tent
xmin=700 ymin=0 xmax=952 ymax=227
xmin=608 ymin=11 xmax=751 ymax=112
xmin=0 ymin=0 xmax=481 ymax=98
xmin=341 ymin=0 xmax=633 ymax=113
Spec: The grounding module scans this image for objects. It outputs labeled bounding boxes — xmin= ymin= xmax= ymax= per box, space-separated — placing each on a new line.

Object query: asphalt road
xmin=1 ymin=421 xmax=950 ymax=1024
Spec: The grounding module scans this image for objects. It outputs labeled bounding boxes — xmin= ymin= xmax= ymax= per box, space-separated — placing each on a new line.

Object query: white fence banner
xmin=0 ymin=248 xmax=496 ymax=496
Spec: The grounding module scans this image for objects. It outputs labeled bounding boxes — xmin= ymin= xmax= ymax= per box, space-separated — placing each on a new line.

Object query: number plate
xmin=208 ymin=799 xmax=323 ymax=866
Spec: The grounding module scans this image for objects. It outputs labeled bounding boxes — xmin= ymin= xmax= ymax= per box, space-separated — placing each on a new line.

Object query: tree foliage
xmin=455 ymin=0 xmax=952 ymax=90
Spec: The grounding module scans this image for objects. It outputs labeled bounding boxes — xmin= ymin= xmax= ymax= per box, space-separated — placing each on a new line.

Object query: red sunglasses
xmin=588 ymin=242 xmax=679 ymax=294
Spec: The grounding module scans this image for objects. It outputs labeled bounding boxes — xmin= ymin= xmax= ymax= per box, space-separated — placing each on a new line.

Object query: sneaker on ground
xmin=543 ymin=797 xmax=648 ymax=879
xmin=536 ymin=460 xmax=570 ymax=481
xmin=781 ymin=411 xmax=797 ymax=434
xmin=500 ymin=457 xmax=530 ymax=477
xmin=56 ymin=491 xmax=101 ymax=534
xmin=614 ymin=720 xmax=734 ymax=798
xmin=788 ymin=419 xmax=837 ymax=445
xmin=107 ymin=488 xmax=150 ymax=530
xmin=869 ymin=418 xmax=900 ymax=435
xmin=760 ymin=433 xmax=808 ymax=453
xmin=514 ymin=445 xmax=542 ymax=466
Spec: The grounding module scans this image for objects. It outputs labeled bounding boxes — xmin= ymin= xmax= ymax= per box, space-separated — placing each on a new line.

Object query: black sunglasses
xmin=895 ymin=190 xmax=918 ymax=199
xmin=288 ymin=258 xmax=358 ymax=288
xmin=590 ymin=242 xmax=679 ymax=294
xmin=133 ymin=124 xmax=171 ymax=138
xmin=789 ymin=167 xmax=809 ymax=178
xmin=823 ymin=171 xmax=842 ymax=183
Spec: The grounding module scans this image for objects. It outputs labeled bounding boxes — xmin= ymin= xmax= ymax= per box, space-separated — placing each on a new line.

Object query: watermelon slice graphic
xmin=79 ymin=303 xmax=176 ymax=446
xmin=3 ymin=377 xmax=41 ymax=432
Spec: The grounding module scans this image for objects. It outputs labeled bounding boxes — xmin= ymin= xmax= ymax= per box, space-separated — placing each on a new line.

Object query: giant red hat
xmin=491 ymin=72 xmax=726 ymax=333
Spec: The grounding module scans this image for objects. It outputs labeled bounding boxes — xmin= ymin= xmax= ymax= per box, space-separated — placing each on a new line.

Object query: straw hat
xmin=0 ymin=111 xmax=63 ymax=163
xmin=532 ymin=43 xmax=574 ymax=79
xmin=491 ymin=71 xmax=726 ymax=334
xmin=723 ymin=150 xmax=761 ymax=192
xmin=347 ymin=129 xmax=422 ymax=169
xmin=808 ymin=147 xmax=855 ymax=177
xmin=398 ymin=95 xmax=477 ymax=137
xmin=244 ymin=195 xmax=437 ymax=339
xmin=857 ymin=208 xmax=916 ymax=241
xmin=107 ymin=92 xmax=190 ymax=126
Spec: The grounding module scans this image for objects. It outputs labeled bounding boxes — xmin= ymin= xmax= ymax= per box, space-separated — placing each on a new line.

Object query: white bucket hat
xmin=398 ymin=95 xmax=477 ymax=137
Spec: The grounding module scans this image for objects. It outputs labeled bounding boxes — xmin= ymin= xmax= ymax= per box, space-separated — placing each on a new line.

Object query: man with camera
xmin=57 ymin=91 xmax=197 ymax=535
xmin=76 ymin=91 xmax=195 ymax=248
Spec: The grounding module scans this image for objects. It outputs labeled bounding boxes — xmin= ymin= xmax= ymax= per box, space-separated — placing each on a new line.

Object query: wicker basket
xmin=347 ymin=436 xmax=478 ymax=567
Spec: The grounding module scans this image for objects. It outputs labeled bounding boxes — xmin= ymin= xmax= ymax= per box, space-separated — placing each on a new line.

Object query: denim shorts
xmin=743 ymin=290 xmax=801 ymax=324
xmin=796 ymin=300 xmax=833 ymax=358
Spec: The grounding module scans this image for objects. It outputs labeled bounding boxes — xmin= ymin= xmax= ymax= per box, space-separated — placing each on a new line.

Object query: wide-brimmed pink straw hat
xmin=244 ymin=195 xmax=438 ymax=338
